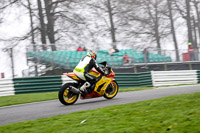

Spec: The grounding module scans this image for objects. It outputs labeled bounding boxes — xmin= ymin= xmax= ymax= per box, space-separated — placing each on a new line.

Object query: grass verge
xmin=0 ymin=92 xmax=58 ymax=107
xmin=0 ymin=87 xmax=153 ymax=107
xmin=0 ymin=92 xmax=200 ymax=132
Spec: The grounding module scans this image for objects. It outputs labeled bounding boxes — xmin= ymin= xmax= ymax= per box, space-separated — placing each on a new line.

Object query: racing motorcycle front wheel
xmin=104 ymin=80 xmax=118 ymax=99
xmin=58 ymin=83 xmax=79 ymax=105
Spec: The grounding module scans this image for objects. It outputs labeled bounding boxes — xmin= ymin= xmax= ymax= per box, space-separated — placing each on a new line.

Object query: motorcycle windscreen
xmin=94 ymin=76 xmax=112 ymax=95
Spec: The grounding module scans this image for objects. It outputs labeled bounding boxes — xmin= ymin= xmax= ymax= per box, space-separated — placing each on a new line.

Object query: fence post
xmin=151 ymin=71 xmax=155 ymax=87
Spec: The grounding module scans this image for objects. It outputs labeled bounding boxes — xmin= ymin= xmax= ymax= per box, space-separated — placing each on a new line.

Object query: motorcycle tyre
xmin=58 ymin=83 xmax=79 ymax=105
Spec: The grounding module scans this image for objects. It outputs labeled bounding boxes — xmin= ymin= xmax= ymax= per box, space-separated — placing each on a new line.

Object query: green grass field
xmin=0 ymin=92 xmax=58 ymax=107
xmin=0 ymin=92 xmax=200 ymax=132
xmin=0 ymin=87 xmax=153 ymax=107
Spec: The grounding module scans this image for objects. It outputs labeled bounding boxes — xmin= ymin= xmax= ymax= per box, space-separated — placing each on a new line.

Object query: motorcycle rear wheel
xmin=104 ymin=80 xmax=118 ymax=99
xmin=58 ymin=83 xmax=79 ymax=105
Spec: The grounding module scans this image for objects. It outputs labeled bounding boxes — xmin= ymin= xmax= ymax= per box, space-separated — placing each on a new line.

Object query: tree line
xmin=0 ymin=0 xmax=200 ymax=61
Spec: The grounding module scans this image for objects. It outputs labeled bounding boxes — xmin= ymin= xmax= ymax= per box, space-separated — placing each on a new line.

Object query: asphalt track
xmin=0 ymin=85 xmax=200 ymax=126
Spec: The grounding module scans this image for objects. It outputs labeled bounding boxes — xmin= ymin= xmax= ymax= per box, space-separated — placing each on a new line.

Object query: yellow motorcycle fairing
xmin=88 ymin=71 xmax=112 ymax=95
xmin=94 ymin=76 xmax=112 ymax=95
xmin=88 ymin=71 xmax=100 ymax=77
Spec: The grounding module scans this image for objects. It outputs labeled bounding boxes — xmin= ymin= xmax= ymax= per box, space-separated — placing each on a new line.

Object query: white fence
xmin=151 ymin=70 xmax=198 ymax=87
xmin=0 ymin=79 xmax=15 ymax=96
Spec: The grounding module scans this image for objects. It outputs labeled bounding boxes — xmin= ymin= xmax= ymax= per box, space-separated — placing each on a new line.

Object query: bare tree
xmin=167 ymin=0 xmax=180 ymax=61
xmin=37 ymin=0 xmax=47 ymax=51
xmin=44 ymin=0 xmax=56 ymax=51
xmin=148 ymin=0 xmax=162 ymax=53
xmin=174 ymin=0 xmax=194 ymax=47
xmin=26 ymin=0 xmax=38 ymax=76
xmin=186 ymin=0 xmax=194 ymax=46
xmin=117 ymin=0 xmax=172 ymax=53
xmin=192 ymin=0 xmax=200 ymax=47
xmin=107 ymin=0 xmax=116 ymax=44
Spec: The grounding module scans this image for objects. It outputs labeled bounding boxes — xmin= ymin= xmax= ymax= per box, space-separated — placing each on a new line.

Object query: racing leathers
xmin=73 ymin=55 xmax=105 ymax=94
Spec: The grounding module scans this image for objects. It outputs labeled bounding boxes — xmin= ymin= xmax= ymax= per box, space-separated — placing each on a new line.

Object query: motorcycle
xmin=58 ymin=61 xmax=119 ymax=105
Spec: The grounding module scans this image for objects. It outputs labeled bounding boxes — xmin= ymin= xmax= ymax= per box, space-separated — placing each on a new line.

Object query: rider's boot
xmin=90 ymin=84 xmax=95 ymax=92
xmin=80 ymin=82 xmax=90 ymax=96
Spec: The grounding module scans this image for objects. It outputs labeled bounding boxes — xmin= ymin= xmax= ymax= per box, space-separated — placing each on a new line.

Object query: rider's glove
xmin=104 ymin=69 xmax=109 ymax=75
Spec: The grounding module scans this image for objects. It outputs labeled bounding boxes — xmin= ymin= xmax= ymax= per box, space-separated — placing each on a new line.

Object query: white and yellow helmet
xmin=87 ymin=50 xmax=97 ymax=60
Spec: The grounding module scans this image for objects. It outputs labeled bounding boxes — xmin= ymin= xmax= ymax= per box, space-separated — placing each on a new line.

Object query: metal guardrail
xmin=13 ymin=76 xmax=63 ymax=94
xmin=1 ymin=70 xmax=200 ymax=96
xmin=197 ymin=71 xmax=200 ymax=83
xmin=115 ymin=72 xmax=153 ymax=88
xmin=0 ymin=72 xmax=153 ymax=96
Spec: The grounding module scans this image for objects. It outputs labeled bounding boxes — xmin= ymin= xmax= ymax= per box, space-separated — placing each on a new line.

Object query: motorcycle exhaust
xmin=69 ymin=86 xmax=81 ymax=94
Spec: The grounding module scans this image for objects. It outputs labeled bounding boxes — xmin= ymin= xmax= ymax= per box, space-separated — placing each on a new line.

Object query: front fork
xmin=111 ymin=81 xmax=114 ymax=88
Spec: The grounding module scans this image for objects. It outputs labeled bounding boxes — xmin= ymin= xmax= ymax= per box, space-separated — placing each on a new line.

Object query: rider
xmin=73 ymin=50 xmax=106 ymax=95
